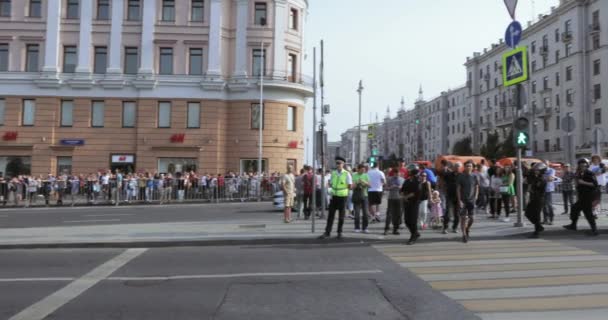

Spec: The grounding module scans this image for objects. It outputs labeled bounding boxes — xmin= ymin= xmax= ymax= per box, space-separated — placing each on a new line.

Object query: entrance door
xmin=111 ymin=163 xmax=134 ymax=174
xmin=110 ymin=154 xmax=136 ymax=174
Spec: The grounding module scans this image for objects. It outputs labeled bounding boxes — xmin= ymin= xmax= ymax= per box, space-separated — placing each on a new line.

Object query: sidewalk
xmin=2 ymin=204 xmax=606 ymax=249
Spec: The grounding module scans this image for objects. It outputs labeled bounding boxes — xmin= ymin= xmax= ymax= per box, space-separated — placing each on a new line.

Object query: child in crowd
xmin=430 ymin=190 xmax=443 ymax=229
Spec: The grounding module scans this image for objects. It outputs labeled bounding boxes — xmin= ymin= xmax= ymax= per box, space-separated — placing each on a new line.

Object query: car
xmin=273 ymin=191 xmax=285 ymax=210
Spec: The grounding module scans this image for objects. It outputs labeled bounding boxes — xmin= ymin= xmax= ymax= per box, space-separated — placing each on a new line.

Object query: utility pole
xmin=356 ymin=80 xmax=364 ymax=165
xmin=320 ymin=40 xmax=326 ymax=218
xmin=311 ymin=47 xmax=317 ymax=233
xmin=257 ymin=41 xmax=264 ymax=202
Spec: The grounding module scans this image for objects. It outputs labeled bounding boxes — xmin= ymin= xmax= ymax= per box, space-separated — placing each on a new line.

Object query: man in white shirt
xmin=367 ymin=163 xmax=386 ymax=222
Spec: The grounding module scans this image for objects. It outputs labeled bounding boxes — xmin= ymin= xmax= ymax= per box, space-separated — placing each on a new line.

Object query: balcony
xmin=481 ymin=121 xmax=493 ymax=131
xmin=535 ymin=106 xmax=554 ymax=118
xmin=496 ymin=115 xmax=514 ymax=128
xmin=230 ymin=69 xmax=314 ymax=95
xmin=562 ymin=31 xmax=573 ymax=43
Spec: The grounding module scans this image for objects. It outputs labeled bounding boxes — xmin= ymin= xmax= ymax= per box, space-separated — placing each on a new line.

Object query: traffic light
xmin=513 ymin=117 xmax=530 ymax=149
xmin=372 ymin=148 xmax=379 ymax=156
xmin=369 ymin=156 xmax=376 ymax=167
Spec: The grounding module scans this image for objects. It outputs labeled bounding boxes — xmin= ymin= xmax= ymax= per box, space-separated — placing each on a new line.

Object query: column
xmin=139 ymin=0 xmax=156 ymax=74
xmin=233 ymin=0 xmax=248 ymax=77
xmin=75 ymin=0 xmax=93 ymax=73
xmin=272 ymin=0 xmax=287 ymax=78
xmin=107 ymin=0 xmax=124 ymax=74
xmin=207 ymin=0 xmax=222 ymax=76
xmin=42 ymin=0 xmax=62 ymax=73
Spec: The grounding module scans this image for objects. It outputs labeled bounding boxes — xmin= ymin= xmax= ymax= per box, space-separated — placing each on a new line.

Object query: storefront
xmin=57 ymin=156 xmax=73 ymax=175
xmin=0 ymin=156 xmax=31 ymax=178
xmin=110 ymin=154 xmax=136 ymax=174
xmin=158 ymin=158 xmax=197 ymax=174
xmin=240 ymin=159 xmax=267 ymax=174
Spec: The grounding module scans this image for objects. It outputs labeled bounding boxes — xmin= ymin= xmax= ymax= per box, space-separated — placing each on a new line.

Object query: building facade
xmin=346 ymin=0 xmax=607 ymax=164
xmin=0 ymin=0 xmax=312 ymax=177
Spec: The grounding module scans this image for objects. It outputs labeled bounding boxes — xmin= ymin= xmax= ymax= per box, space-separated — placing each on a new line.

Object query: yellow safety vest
xmin=331 ymin=170 xmax=349 ymax=197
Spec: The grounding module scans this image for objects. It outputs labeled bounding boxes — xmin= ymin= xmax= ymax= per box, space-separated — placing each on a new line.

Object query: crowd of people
xmin=0 ymin=170 xmax=286 ymax=206
xmin=279 ymin=154 xmax=607 ymax=244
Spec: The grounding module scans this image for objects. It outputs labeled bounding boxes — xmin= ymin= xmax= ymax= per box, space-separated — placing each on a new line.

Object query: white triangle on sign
xmin=504 ymin=0 xmax=518 ymax=19
xmin=507 ymin=56 xmax=523 ymax=78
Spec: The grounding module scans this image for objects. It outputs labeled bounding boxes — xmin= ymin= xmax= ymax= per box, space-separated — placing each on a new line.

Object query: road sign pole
xmin=514 ymin=83 xmax=524 ymax=227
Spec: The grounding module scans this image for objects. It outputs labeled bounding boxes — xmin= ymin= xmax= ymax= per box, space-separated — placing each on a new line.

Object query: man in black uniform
xmin=442 ymin=162 xmax=461 ymax=234
xmin=401 ymin=166 xmax=421 ymax=245
xmin=563 ymin=158 xmax=599 ymax=236
xmin=525 ymin=163 xmax=548 ymax=238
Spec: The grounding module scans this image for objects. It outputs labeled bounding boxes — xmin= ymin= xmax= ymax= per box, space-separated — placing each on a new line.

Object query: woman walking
xmin=500 ymin=166 xmax=516 ymax=222
xmin=418 ymin=171 xmax=432 ymax=230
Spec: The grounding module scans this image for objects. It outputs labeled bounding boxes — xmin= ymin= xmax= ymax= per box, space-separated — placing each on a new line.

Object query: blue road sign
xmin=505 ymin=21 xmax=522 ymax=48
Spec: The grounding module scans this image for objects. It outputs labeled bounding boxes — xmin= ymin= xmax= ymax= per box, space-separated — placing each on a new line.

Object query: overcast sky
xmin=302 ymin=0 xmax=560 ymax=163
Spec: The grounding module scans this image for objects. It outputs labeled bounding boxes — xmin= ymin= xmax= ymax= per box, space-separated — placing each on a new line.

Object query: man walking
xmin=401 ymin=166 xmax=421 ymax=245
xmin=302 ymin=166 xmax=314 ymax=219
xmin=457 ymin=161 xmax=479 ymax=243
xmin=525 ymin=163 xmax=548 ymax=238
xmin=563 ymin=158 xmax=599 ymax=236
xmin=352 ymin=164 xmax=370 ymax=233
xmin=443 ymin=162 xmax=461 ymax=234
xmin=542 ymin=160 xmax=560 ymax=225
xmin=319 ymin=157 xmax=352 ymax=239
xmin=561 ymin=163 xmax=575 ymax=215
xmin=367 ymin=163 xmax=386 ymax=222
xmin=384 ymin=163 xmax=405 ymax=236
xmin=281 ymin=165 xmax=296 ymax=223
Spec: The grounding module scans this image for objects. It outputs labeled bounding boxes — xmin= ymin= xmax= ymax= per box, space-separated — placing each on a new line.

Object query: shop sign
xmin=170 ymin=134 xmax=185 ymax=143
xmin=60 ymin=139 xmax=85 ymax=146
xmin=111 ymin=155 xmax=134 ymax=163
xmin=2 ymin=131 xmax=17 ymax=141
xmin=288 ymin=140 xmax=298 ymax=148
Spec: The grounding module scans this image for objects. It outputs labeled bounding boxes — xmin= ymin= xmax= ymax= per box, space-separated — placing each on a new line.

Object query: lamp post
xmin=356 ymin=80 xmax=364 ymax=164
xmin=257 ymin=41 xmax=264 ymax=202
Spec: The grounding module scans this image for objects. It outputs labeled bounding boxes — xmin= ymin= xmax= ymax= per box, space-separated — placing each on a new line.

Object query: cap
xmin=335 ymin=156 xmax=346 ymax=163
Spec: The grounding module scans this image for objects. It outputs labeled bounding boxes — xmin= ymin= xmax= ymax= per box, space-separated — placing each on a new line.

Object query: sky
xmin=302 ymin=0 xmax=560 ymax=163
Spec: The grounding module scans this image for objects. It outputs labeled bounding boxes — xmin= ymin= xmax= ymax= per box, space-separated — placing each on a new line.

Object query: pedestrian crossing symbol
xmin=502 ymin=47 xmax=528 ymax=87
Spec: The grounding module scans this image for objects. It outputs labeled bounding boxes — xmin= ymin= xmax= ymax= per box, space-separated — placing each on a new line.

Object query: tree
xmin=452 ymin=137 xmax=473 ymax=156
xmin=500 ymin=129 xmax=516 ymax=158
xmin=481 ymin=131 xmax=501 ymax=159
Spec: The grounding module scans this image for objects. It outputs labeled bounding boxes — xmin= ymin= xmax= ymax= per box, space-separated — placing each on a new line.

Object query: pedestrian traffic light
xmin=369 ymin=156 xmax=376 ymax=167
xmin=513 ymin=117 xmax=530 ymax=149
xmin=372 ymin=148 xmax=378 ymax=156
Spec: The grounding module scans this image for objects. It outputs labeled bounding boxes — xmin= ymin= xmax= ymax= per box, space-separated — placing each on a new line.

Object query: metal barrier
xmin=0 ymin=177 xmax=278 ymax=208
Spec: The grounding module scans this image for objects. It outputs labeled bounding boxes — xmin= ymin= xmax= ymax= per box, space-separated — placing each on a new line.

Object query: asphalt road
xmin=0 ymin=202 xmax=282 ymax=229
xmin=0 ymin=243 xmax=477 ymax=320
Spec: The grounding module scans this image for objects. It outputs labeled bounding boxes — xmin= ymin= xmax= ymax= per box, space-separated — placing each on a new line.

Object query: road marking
xmin=63 ymin=219 xmax=121 ymax=223
xmin=462 ymin=293 xmax=608 ymax=312
xmin=477 ymin=308 xmax=608 ymax=320
xmin=400 ymin=255 xmax=608 ymax=268
xmin=0 ymin=278 xmax=74 ymax=282
xmin=410 ymin=260 xmax=608 ymax=274
xmin=445 ymin=283 xmax=608 ymax=300
xmin=420 ymin=266 xmax=608 ymax=281
xmin=430 ymin=274 xmax=608 ymax=290
xmin=8 ymin=248 xmax=147 ymax=320
xmin=108 ymin=269 xmax=383 ymax=281
xmin=392 ymin=250 xmax=596 ymax=262
xmin=82 ymin=214 xmax=135 ymax=217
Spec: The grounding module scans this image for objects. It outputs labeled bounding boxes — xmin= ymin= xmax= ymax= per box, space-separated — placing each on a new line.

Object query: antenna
xmin=531 ymin=0 xmax=536 ymax=23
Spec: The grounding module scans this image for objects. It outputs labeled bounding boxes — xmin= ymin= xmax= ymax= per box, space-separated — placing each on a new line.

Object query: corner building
xmin=0 ymin=0 xmax=312 ymax=176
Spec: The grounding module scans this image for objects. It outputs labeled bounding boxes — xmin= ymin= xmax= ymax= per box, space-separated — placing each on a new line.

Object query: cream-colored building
xmin=0 ymin=0 xmax=311 ymax=177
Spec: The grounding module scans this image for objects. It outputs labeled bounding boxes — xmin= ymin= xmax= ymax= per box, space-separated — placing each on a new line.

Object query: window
xmin=91 ymin=101 xmax=105 ymax=127
xmin=287 ymin=53 xmax=297 ymax=82
xmin=532 ymin=81 xmax=536 ymax=94
xmin=594 ymin=59 xmax=601 ymax=75
xmin=158 ymin=158 xmax=197 ymax=174
xmin=555 ymin=49 xmax=560 ymax=63
xmin=162 ymin=0 xmax=175 ymax=21
xmin=0 ymin=99 xmax=5 ymax=125
xmin=565 ymin=20 xmax=571 ymax=33
xmin=159 ymin=47 xmax=173 ymax=75
xmin=29 ymin=0 xmax=41 ymax=17
xmin=542 ymin=35 xmax=548 ymax=47
xmin=0 ymin=43 xmax=7 ymax=71
xmin=187 ymin=102 xmax=200 ymax=128
xmin=544 ymin=139 xmax=550 ymax=152
xmin=252 ymin=49 xmax=265 ymax=76
xmin=254 ymin=2 xmax=267 ymax=25
xmin=94 ymin=46 xmax=107 ymax=74
xmin=0 ymin=0 xmax=10 ymax=16
xmin=555 ymin=28 xmax=560 ymax=42
xmin=122 ymin=102 xmax=136 ymax=128
xmin=60 ymin=100 xmax=73 ymax=127
xmin=124 ymin=47 xmax=138 ymax=74
xmin=593 ymin=10 xmax=600 ymax=26
xmin=66 ymin=0 xmax=79 ymax=19
xmin=63 ymin=46 xmax=77 ymax=73
xmin=556 ymin=94 xmax=560 ymax=107
xmin=595 ymin=108 xmax=602 ymax=124
xmin=594 ymin=84 xmax=601 ymax=100
xmin=97 ymin=0 xmax=109 ymax=20
xmin=556 ymin=115 xmax=561 ymax=130
xmin=555 ymin=72 xmax=560 ymax=86
xmin=543 ymin=76 xmax=549 ymax=90
xmin=593 ymin=34 xmax=600 ymax=50
xmin=565 ymin=43 xmax=572 ymax=57
xmin=566 ymin=89 xmax=574 ymax=105
xmin=556 ymin=137 xmax=561 ymax=150
xmin=543 ymin=97 xmax=550 ymax=109
xmin=287 ymin=106 xmax=296 ymax=131
xmin=25 ymin=44 xmax=39 ymax=72
xmin=534 ymin=141 xmax=538 ymax=153
xmin=127 ymin=0 xmax=140 ymax=20
xmin=289 ymin=8 xmax=298 ymax=30
xmin=531 ymin=41 xmax=536 ymax=54
xmin=158 ymin=102 xmax=171 ymax=128
xmin=191 ymin=0 xmax=203 ymax=22
xmin=251 ymin=103 xmax=264 ymax=129
xmin=188 ymin=48 xmax=202 ymax=75
xmin=22 ymin=99 xmax=35 ymax=126
xmin=57 ymin=157 xmax=72 ymax=175
xmin=531 ymin=61 xmax=536 ymax=72
xmin=566 ymin=66 xmax=573 ymax=81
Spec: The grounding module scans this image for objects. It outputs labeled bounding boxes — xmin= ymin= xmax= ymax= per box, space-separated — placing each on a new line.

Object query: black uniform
xmin=525 ymin=171 xmax=547 ymax=235
xmin=568 ymin=169 xmax=598 ymax=233
xmin=401 ymin=176 xmax=421 ymax=241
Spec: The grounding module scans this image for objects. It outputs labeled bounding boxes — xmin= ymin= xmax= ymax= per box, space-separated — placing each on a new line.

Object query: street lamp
xmin=356 ymin=80 xmax=364 ymax=165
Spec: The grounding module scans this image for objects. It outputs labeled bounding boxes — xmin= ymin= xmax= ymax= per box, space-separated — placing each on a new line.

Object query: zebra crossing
xmin=375 ymin=239 xmax=608 ymax=320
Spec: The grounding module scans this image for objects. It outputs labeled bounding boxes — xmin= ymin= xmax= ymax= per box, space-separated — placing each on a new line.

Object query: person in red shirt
xmin=388 ymin=159 xmax=409 ymax=179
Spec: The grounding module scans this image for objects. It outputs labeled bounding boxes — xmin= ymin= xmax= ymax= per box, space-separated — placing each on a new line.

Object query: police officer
xmin=563 ymin=158 xmax=599 ymax=236
xmin=525 ymin=163 xmax=547 ymax=238
xmin=401 ymin=165 xmax=421 ymax=245
xmin=318 ymin=156 xmax=352 ymax=240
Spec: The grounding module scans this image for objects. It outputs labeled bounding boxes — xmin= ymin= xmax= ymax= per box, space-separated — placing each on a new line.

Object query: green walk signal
xmin=516 ymin=132 xmax=529 ymax=146
xmin=372 ymin=149 xmax=378 ymax=156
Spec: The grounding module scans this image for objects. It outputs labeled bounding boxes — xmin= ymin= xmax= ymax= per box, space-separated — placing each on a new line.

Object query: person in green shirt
xmin=352 ymin=163 xmax=370 ymax=233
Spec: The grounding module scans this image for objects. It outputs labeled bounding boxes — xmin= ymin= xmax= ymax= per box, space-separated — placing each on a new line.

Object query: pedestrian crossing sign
xmin=502 ymin=46 xmax=528 ymax=87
